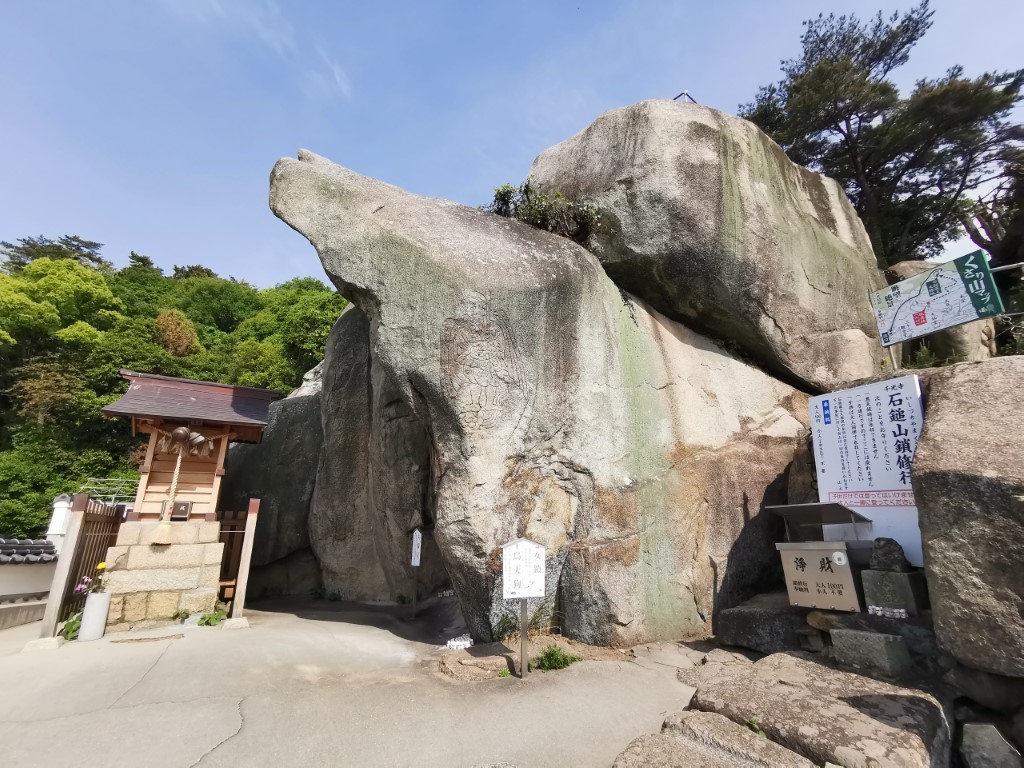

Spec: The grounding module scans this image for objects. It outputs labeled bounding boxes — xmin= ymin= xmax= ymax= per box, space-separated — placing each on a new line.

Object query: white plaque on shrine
xmin=501 ymin=538 xmax=546 ymax=600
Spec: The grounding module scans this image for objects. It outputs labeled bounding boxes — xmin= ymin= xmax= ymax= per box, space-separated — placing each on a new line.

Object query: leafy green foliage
xmin=483 ymin=181 xmax=607 ymax=245
xmin=198 ymin=607 xmax=228 ymax=626
xmin=0 ymin=235 xmax=347 ymax=538
xmin=164 ymin=277 xmax=262 ymax=333
xmin=172 ymin=264 xmax=218 ymax=279
xmin=0 ymin=432 xmax=132 ymax=537
xmin=745 ymin=717 xmax=767 ymax=738
xmin=154 ymin=310 xmax=202 ymax=357
xmin=740 ymin=1 xmax=1024 ymax=267
xmin=531 ymin=644 xmax=581 ymax=672
xmin=61 ymin=611 xmax=83 ymax=641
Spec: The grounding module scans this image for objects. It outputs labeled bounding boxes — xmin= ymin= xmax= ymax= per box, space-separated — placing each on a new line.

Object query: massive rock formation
xmin=269 ymin=148 xmax=809 ymax=645
xmin=529 ymin=99 xmax=887 ymax=392
xmin=310 ymin=306 xmax=448 ymax=601
xmin=220 ymin=373 xmax=324 ymax=597
xmin=912 ymin=357 xmax=1024 ymax=678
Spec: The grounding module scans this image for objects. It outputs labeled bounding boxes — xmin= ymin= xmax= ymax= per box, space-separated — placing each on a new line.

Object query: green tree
xmin=0 ymin=235 xmax=111 ymax=274
xmin=81 ymin=316 xmax=181 ymax=392
xmin=154 ymin=310 xmax=203 ymax=356
xmin=17 ymin=258 xmax=124 ymax=327
xmin=172 ymin=264 xmax=218 ymax=279
xmin=0 ymin=275 xmax=62 ymax=353
xmin=106 ymin=252 xmax=169 ymax=317
xmin=740 ymin=1 xmax=1024 ymax=267
xmin=228 ymin=337 xmax=294 ymax=391
xmin=166 ymin=276 xmax=262 ymax=333
xmin=0 ymin=432 xmax=132 ymax=538
xmin=259 ymin=277 xmax=347 ymax=373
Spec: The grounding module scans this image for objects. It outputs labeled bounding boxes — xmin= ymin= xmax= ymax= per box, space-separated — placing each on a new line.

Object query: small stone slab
xmin=715 ymin=591 xmax=809 ymax=654
xmin=686 ymin=652 xmax=951 ymax=767
xmin=21 ymin=637 xmax=65 ymax=652
xmin=220 ymin=617 xmax=250 ymax=630
xmin=613 ymin=710 xmax=813 ymax=767
xmin=960 ymin=723 xmax=1023 ymax=768
xmin=630 ymin=642 xmax=702 ymax=670
xmin=439 ymin=644 xmax=514 ymax=681
xmin=831 ymin=628 xmax=914 ymax=678
xmin=807 ymin=609 xmax=938 ymax=660
xmin=862 ymin=570 xmax=929 ymax=615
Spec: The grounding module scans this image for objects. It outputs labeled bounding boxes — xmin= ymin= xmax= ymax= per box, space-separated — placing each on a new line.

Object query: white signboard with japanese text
xmin=411 ymin=528 xmax=422 ymax=567
xmin=809 ymin=375 xmax=925 ymax=565
xmin=501 ymin=538 xmax=546 ymax=600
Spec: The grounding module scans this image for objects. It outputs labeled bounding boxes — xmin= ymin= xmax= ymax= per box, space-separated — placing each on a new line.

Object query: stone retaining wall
xmin=104 ymin=521 xmax=223 ymax=631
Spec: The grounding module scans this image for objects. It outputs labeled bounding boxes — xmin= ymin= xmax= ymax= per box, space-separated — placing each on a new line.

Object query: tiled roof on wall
xmin=0 ymin=539 xmax=58 ymax=564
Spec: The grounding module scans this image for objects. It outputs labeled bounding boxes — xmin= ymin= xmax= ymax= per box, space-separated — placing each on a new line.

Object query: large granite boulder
xmin=270 ymin=149 xmax=808 ymax=645
xmin=912 ymin=357 xmax=1024 ymax=678
xmin=310 ymin=306 xmax=448 ymax=601
xmin=888 ymin=261 xmax=997 ymax=363
xmin=220 ymin=377 xmax=323 ymax=575
xmin=529 ymin=99 xmax=886 ymax=392
xmin=680 ymin=652 xmax=951 ymax=767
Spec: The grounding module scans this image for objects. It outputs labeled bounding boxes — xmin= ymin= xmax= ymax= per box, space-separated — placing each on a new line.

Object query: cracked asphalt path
xmin=0 ymin=598 xmax=694 ymax=768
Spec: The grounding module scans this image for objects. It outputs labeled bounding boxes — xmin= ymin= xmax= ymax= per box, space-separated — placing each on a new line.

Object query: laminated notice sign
xmin=809 ymin=375 xmax=924 ymax=565
xmin=870 ymin=251 xmax=1003 ymax=347
xmin=501 ymin=538 xmax=545 ymax=600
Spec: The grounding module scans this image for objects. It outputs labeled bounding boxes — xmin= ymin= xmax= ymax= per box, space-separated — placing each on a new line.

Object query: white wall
xmin=0 ymin=563 xmax=56 ymax=598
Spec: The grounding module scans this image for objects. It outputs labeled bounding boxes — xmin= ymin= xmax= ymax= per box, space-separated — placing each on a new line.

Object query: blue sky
xmin=1 ymin=0 xmax=1021 ymax=287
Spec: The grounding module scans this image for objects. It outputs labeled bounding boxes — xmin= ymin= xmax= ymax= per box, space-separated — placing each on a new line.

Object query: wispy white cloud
xmin=166 ymin=0 xmax=352 ymax=104
xmin=164 ymin=0 xmax=295 ymax=56
xmin=301 ymin=48 xmax=353 ymax=102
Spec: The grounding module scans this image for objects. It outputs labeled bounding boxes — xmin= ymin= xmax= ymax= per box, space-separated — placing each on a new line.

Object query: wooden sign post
xmin=501 ymin=538 xmax=546 ymax=678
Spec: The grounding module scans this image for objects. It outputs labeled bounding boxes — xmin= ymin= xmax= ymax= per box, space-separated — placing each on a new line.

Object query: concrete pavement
xmin=0 ymin=598 xmax=696 ymax=767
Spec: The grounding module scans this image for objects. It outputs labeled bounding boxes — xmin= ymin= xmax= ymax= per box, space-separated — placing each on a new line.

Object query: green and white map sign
xmin=870 ymin=250 xmax=1004 ymax=347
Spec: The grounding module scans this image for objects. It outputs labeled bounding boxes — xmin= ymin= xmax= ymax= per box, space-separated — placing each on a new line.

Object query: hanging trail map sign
xmin=809 ymin=375 xmax=925 ymax=565
xmin=870 ymin=250 xmax=1004 ymax=347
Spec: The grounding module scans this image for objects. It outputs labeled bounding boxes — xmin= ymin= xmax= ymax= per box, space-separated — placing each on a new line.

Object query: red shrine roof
xmin=102 ymin=370 xmax=285 ymax=428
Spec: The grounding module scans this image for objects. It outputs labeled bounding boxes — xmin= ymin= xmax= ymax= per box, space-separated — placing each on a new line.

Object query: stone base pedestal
xmin=103 ymin=521 xmax=224 ymax=630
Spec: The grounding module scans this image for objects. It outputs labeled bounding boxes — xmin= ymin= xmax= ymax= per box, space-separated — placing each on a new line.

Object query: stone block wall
xmin=104 ymin=521 xmax=223 ymax=631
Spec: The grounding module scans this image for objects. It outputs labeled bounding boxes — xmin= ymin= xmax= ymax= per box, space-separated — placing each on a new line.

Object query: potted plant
xmin=75 ymin=562 xmax=110 ymax=641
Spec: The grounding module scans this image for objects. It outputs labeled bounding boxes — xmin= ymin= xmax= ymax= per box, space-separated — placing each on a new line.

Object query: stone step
xmin=613 ymin=710 xmax=813 ymax=767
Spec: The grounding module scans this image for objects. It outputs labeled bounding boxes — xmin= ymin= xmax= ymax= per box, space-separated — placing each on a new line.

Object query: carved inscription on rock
xmin=441 ymin=294 xmax=527 ymax=430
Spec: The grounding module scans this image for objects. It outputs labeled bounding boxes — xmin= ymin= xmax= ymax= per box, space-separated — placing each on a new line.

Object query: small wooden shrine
xmin=96 ymin=370 xmax=283 ymax=630
xmin=102 ymin=370 xmax=283 ymax=522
